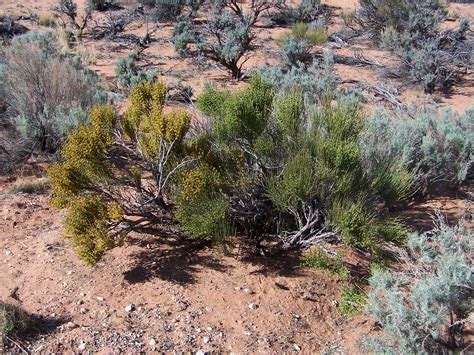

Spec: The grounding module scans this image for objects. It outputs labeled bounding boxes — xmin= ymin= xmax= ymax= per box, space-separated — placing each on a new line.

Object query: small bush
xmin=300 ymin=249 xmax=349 ymax=280
xmin=276 ymin=22 xmax=328 ymax=67
xmin=258 ymin=50 xmax=335 ymax=107
xmin=365 ymin=216 xmax=473 ymax=353
xmin=0 ymin=302 xmax=34 ymax=339
xmin=88 ymin=0 xmax=116 ymax=11
xmin=115 ymin=55 xmax=156 ymax=90
xmin=338 ymin=286 xmax=366 ymax=317
xmin=272 ymin=0 xmax=322 ymax=25
xmin=172 ymin=20 xmax=196 ymax=56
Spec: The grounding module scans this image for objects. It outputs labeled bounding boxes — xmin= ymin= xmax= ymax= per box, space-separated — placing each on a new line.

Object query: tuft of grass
xmin=341 ymin=10 xmax=356 ymax=25
xmin=10 ymin=178 xmax=50 ymax=194
xmin=276 ymin=22 xmax=328 ymax=48
xmin=300 ymin=249 xmax=349 ymax=280
xmin=0 ymin=302 xmax=33 ymax=338
xmin=338 ymin=286 xmax=366 ymax=317
xmin=37 ymin=13 xmax=56 ymax=27
xmin=305 ymin=26 xmax=329 ymax=45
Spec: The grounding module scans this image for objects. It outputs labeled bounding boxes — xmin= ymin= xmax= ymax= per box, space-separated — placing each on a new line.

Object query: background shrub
xmin=361 ymin=106 xmax=473 ymax=193
xmin=0 ymin=31 xmax=106 ymax=154
xmin=115 ymin=54 xmax=156 ymax=90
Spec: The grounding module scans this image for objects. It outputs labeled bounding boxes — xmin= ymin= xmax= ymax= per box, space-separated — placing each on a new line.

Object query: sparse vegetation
xmin=0 ymin=0 xmax=472 ymax=351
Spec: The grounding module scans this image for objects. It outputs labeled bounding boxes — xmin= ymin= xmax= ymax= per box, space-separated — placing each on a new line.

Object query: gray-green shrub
xmin=361 ymin=106 xmax=473 ymax=193
xmin=366 ymin=215 xmax=473 ymax=353
xmin=0 ymin=31 xmax=106 ymax=153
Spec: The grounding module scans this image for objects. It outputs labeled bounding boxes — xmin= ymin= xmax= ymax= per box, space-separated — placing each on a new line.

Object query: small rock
xmin=196 ymin=351 xmax=205 ymax=355
xmin=96 ymin=296 xmax=105 ymax=302
xmin=234 ymin=286 xmax=241 ymax=291
xmin=125 ymin=304 xmax=135 ymax=312
xmin=79 ymin=292 xmax=85 ymax=297
xmin=77 ymin=300 xmax=84 ymax=305
xmin=244 ymin=331 xmax=252 ymax=336
xmin=149 ymin=338 xmax=157 ymax=347
xmin=293 ymin=344 xmax=301 ymax=351
xmin=79 ymin=308 xmax=88 ymax=314
xmin=248 ymin=303 xmax=258 ymax=310
xmin=206 ymin=326 xmax=213 ymax=331
xmin=5 ymin=250 xmax=12 ymax=256
xmin=195 ymin=327 xmax=202 ymax=333
xmin=203 ymin=336 xmax=211 ymax=343
xmin=67 ymin=271 xmax=73 ymax=276
xmin=243 ymin=288 xmax=254 ymax=294
xmin=65 ymin=321 xmax=79 ymax=329
xmin=78 ymin=341 xmax=86 ymax=351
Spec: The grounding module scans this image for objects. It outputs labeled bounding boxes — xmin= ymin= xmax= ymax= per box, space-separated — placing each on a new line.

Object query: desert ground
xmin=0 ymin=0 xmax=473 ymax=353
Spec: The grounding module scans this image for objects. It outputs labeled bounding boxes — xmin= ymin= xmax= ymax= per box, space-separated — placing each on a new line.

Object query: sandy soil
xmin=1 ymin=175 xmax=471 ymax=352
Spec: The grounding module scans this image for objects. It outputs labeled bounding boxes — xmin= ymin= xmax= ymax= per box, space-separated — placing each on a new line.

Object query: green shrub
xmin=199 ymin=76 xmax=274 ymax=143
xmin=365 ymin=216 xmax=473 ymax=353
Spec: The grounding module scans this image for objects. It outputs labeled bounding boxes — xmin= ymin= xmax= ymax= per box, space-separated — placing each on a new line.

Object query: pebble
xmin=203 ymin=336 xmax=211 ymax=343
xmin=196 ymin=351 xmax=205 ymax=355
xmin=78 ymin=341 xmax=86 ymax=351
xmin=77 ymin=300 xmax=84 ymax=305
xmin=65 ymin=321 xmax=79 ymax=329
xmin=243 ymin=288 xmax=254 ymax=294
xmin=96 ymin=296 xmax=105 ymax=302
xmin=149 ymin=338 xmax=157 ymax=347
xmin=248 ymin=303 xmax=258 ymax=310
xmin=125 ymin=304 xmax=135 ymax=312
xmin=79 ymin=308 xmax=88 ymax=314
xmin=293 ymin=344 xmax=301 ymax=351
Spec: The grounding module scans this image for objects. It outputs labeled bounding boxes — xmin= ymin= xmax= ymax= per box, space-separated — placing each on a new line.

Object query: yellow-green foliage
xmin=123 ymin=80 xmax=190 ymax=159
xmin=49 ymin=81 xmax=196 ymax=265
xmin=64 ymin=195 xmax=123 ymax=265
xmin=48 ymin=105 xmax=122 ymax=264
xmin=178 ymin=164 xmax=222 ymax=202
xmin=48 ymin=105 xmax=115 ymax=208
